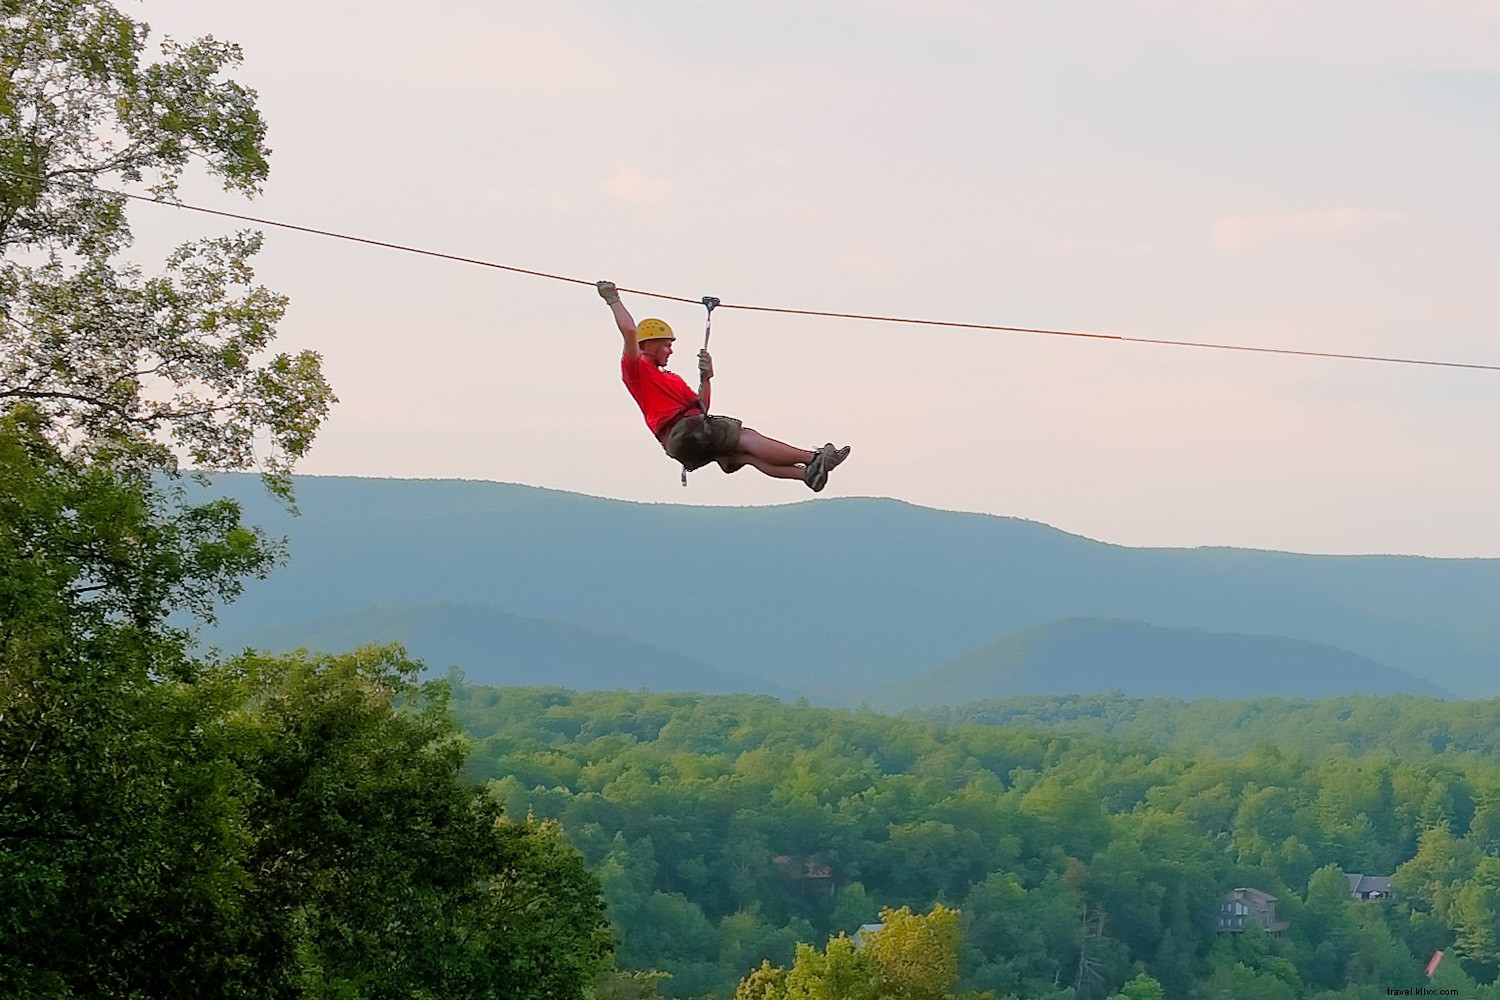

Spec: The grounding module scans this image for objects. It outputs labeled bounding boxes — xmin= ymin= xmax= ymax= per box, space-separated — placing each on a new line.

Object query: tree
xmin=1396 ymin=823 xmax=1481 ymax=922
xmin=2 ymin=0 xmax=334 ymax=491
xmin=734 ymin=960 xmax=789 ymax=1000
xmin=962 ymin=869 xmax=1082 ymax=993
xmin=220 ymin=647 xmax=613 ymax=999
xmin=1198 ymin=961 xmax=1299 ymax=1000
xmin=1297 ymin=864 xmax=1360 ymax=990
xmin=783 ymin=935 xmax=879 ymax=1000
xmin=861 ymin=904 xmax=964 ymax=1000
xmin=1451 ymin=876 xmax=1500 ymax=980
xmin=1467 ymin=799 xmax=1500 ymax=857
xmin=0 ymin=411 xmax=269 ymax=997
xmin=2 ymin=498 xmax=615 ymax=999
xmin=737 ymin=906 xmax=979 ymax=1000
xmin=2 ymin=6 xmax=615 ymax=996
xmin=2 ymin=3 xmax=332 ymax=990
xmin=1106 ymin=972 xmax=1164 ymax=1000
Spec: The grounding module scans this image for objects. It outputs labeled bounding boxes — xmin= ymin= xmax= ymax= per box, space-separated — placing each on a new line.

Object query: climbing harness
xmin=679 ymin=295 xmax=721 ymax=487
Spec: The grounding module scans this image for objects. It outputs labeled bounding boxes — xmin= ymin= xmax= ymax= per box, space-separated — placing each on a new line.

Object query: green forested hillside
xmin=925 ymin=691 xmax=1500 ymax=760
xmin=450 ymin=678 xmax=1500 ymax=1000
xmin=857 ymin=618 xmax=1449 ymax=708
xmin=203 ymin=475 xmax=1500 ymax=696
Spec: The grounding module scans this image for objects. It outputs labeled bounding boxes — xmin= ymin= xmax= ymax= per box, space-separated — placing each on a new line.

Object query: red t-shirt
xmin=621 ymin=355 xmax=700 ymax=436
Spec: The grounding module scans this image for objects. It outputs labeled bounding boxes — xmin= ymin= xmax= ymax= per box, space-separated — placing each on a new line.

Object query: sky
xmin=123 ymin=0 xmax=1500 ymax=557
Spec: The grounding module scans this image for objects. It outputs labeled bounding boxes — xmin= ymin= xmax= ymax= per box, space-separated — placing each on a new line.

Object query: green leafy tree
xmin=1 ymin=0 xmax=334 ymax=489
xmin=734 ymin=960 xmax=789 ymax=1000
xmin=0 ymin=411 xmax=269 ymax=997
xmin=1342 ymin=905 xmax=1422 ymax=990
xmin=783 ymin=935 xmax=879 ymax=1000
xmin=1 ymin=463 xmax=615 ymax=1000
xmin=221 ymin=647 xmax=613 ymax=999
xmin=1396 ymin=823 xmax=1481 ymax=922
xmin=2 ymin=2 xmax=330 ymax=991
xmin=2 ymin=5 xmax=617 ymax=997
xmin=1467 ymin=798 xmax=1500 ymax=856
xmin=1106 ymin=972 xmax=1165 ymax=1000
xmin=1297 ymin=865 xmax=1361 ymax=990
xmin=830 ymin=882 xmax=878 ymax=934
xmin=962 ymin=869 xmax=1083 ymax=994
xmin=862 ymin=904 xmax=964 ymax=1000
xmin=737 ymin=906 xmax=987 ymax=1000
xmin=717 ymin=909 xmax=808 ymax=989
xmin=1197 ymin=961 xmax=1299 ymax=1000
xmin=1450 ymin=865 xmax=1500 ymax=980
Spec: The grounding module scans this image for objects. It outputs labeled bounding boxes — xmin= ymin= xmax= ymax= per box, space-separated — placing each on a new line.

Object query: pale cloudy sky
xmin=126 ymin=0 xmax=1500 ymax=557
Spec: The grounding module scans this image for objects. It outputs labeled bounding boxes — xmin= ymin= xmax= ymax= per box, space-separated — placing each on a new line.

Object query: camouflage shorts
xmin=663 ymin=414 xmax=744 ymax=472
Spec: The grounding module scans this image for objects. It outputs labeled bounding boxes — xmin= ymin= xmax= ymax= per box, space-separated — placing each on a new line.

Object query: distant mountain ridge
xmin=198 ymin=475 xmax=1500 ymax=697
xmin=212 ymin=602 xmax=793 ymax=698
xmin=855 ymin=618 xmax=1452 ymax=709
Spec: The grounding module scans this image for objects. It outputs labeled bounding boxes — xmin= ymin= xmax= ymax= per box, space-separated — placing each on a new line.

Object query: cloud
xmin=607 ymin=167 xmax=673 ymax=207
xmin=1211 ymin=208 xmax=1400 ymax=251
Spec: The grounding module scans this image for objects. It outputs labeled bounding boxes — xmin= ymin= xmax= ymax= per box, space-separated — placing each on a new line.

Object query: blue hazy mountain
xmin=853 ymin=618 xmax=1452 ymax=709
xmin=211 ymin=602 xmax=792 ymax=697
xmin=198 ymin=475 xmax=1500 ymax=697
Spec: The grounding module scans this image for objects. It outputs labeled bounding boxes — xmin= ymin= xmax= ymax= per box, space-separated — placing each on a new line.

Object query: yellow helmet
xmin=636 ymin=318 xmax=675 ymax=343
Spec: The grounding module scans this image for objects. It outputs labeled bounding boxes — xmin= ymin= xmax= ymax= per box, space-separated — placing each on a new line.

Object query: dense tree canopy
xmin=0 ymin=415 xmax=614 ymax=996
xmin=0 ymin=407 xmax=613 ymax=996
xmin=453 ymin=680 xmax=1500 ymax=1000
xmin=927 ymin=692 xmax=1500 ymax=763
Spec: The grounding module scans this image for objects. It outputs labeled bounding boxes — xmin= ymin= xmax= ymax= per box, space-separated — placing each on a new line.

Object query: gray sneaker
xmin=824 ymin=444 xmax=851 ymax=472
xmin=803 ymin=444 xmax=833 ymax=492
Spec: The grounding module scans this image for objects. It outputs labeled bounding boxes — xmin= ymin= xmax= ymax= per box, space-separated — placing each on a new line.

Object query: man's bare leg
xmin=733 ymin=454 xmax=806 ymax=479
xmin=738 ymin=428 xmax=815 ymax=467
xmin=725 ymin=428 xmax=846 ymax=486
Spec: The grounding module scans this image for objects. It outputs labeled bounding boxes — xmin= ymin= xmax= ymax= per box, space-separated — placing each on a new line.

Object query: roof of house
xmin=1228 ymin=887 xmax=1278 ymax=904
xmin=1347 ymin=874 xmax=1393 ymax=894
xmin=772 ymin=855 xmax=833 ymax=879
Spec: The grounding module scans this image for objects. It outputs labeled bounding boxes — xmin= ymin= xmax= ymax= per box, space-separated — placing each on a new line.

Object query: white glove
xmin=596 ymin=280 xmax=620 ymax=304
xmin=698 ymin=350 xmax=714 ymax=380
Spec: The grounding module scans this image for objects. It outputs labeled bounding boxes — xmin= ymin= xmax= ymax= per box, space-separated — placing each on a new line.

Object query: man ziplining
xmin=598 ymin=280 xmax=850 ymax=491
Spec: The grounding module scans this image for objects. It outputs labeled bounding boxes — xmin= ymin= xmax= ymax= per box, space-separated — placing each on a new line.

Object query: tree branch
xmin=0 ymin=388 xmax=129 ymax=414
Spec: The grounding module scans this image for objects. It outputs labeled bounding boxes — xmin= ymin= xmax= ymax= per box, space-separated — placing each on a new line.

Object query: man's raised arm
xmin=597 ymin=281 xmax=638 ymax=360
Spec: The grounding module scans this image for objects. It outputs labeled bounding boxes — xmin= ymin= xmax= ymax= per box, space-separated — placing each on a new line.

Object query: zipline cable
xmin=10 ymin=172 xmax=1500 ymax=374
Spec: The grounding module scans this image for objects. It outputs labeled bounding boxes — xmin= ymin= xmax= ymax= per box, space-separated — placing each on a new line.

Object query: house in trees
xmin=1347 ymin=874 xmax=1393 ymax=900
xmin=773 ymin=855 xmax=835 ymax=897
xmin=852 ymin=923 xmax=883 ymax=949
xmin=1217 ymin=887 xmax=1289 ymax=937
xmin=773 ymin=855 xmax=833 ymax=880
